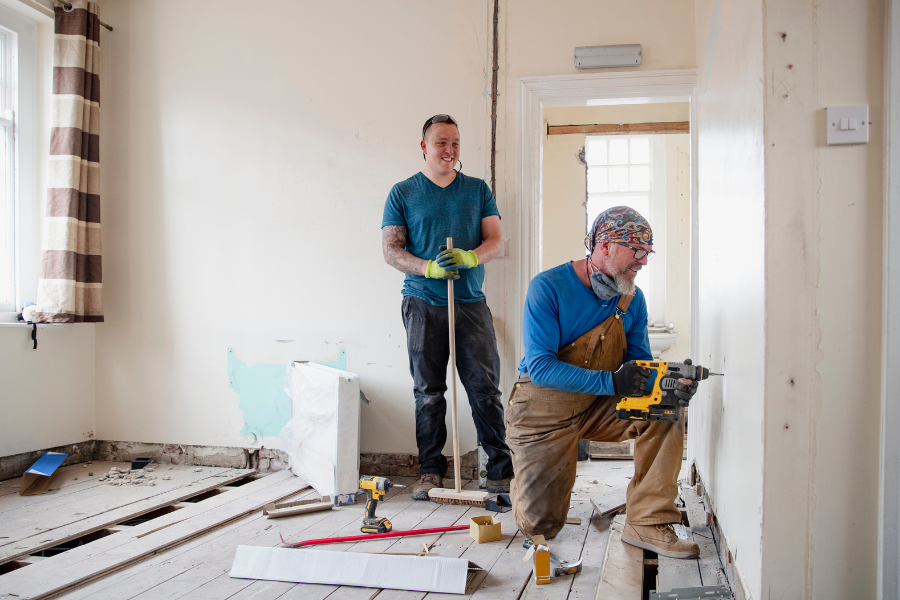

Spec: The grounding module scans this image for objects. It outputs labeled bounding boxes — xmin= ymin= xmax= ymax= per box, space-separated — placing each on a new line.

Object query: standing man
xmin=382 ymin=114 xmax=514 ymax=500
xmin=507 ymin=206 xmax=700 ymax=558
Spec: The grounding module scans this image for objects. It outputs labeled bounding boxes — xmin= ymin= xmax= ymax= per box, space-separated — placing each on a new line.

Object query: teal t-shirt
xmin=382 ymin=172 xmax=500 ymax=306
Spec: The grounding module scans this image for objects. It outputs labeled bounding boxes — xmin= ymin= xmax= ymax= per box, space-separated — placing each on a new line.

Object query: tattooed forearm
xmin=382 ymin=225 xmax=428 ymax=276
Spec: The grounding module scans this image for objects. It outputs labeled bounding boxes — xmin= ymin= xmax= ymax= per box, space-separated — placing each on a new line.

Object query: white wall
xmin=762 ymin=0 xmax=884 ymax=598
xmin=691 ymin=1 xmax=766 ymax=597
xmin=93 ymin=0 xmax=493 ymax=455
xmin=0 ymin=0 xmax=96 ymax=458
xmin=692 ymin=0 xmax=886 ymax=597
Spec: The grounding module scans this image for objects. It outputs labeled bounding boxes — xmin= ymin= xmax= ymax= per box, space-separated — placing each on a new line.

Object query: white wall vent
xmin=574 ymin=44 xmax=642 ymax=69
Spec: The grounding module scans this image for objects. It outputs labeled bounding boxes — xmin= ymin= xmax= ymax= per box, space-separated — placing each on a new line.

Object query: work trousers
xmin=402 ymin=295 xmax=514 ymax=481
xmin=506 ymin=381 xmax=684 ymax=538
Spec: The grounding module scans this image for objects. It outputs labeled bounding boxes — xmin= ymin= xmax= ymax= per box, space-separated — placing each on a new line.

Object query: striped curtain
xmin=35 ymin=1 xmax=103 ymax=323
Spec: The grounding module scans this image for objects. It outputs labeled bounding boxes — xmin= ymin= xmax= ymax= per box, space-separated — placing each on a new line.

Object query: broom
xmin=428 ymin=237 xmax=490 ymax=507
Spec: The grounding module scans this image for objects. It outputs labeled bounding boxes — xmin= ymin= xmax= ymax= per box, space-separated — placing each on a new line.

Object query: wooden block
xmin=263 ymin=496 xmax=333 ymax=519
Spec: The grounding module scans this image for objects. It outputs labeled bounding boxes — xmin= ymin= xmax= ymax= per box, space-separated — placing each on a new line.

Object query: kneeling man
xmin=507 ymin=206 xmax=699 ymax=558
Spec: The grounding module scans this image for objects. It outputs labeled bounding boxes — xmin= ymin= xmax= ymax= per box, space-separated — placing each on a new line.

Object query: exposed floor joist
xmin=0 ymin=462 xmax=255 ymax=565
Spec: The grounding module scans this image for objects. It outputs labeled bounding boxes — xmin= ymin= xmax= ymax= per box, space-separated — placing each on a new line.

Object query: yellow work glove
xmin=425 ymin=260 xmax=459 ymax=280
xmin=436 ymin=248 xmax=479 ymax=270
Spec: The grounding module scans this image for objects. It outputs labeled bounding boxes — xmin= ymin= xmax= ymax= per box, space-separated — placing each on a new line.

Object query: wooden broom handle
xmin=447 ymin=237 xmax=461 ymax=493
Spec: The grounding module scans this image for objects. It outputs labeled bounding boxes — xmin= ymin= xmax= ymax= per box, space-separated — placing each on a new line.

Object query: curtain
xmin=35 ymin=1 xmax=102 ymax=323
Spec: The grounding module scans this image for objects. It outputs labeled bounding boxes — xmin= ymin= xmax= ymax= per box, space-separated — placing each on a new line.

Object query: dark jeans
xmin=401 ymin=295 xmax=514 ymax=481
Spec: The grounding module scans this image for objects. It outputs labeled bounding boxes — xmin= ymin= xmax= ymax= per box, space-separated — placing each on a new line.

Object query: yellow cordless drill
xmin=359 ymin=475 xmax=404 ymax=534
xmin=615 ymin=360 xmax=723 ymax=422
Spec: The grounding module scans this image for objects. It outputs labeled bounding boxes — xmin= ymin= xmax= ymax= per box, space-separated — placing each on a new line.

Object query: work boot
xmin=411 ymin=473 xmax=442 ymax=501
xmin=486 ymin=477 xmax=512 ymax=493
xmin=621 ymin=523 xmax=700 ymax=559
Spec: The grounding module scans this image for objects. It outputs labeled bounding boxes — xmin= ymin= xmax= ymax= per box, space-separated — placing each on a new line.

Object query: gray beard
xmin=613 ymin=273 xmax=636 ymax=296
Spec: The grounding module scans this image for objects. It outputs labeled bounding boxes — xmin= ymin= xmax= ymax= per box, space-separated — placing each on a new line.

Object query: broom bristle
xmin=427 ymin=487 xmax=489 ymax=507
xmin=429 ymin=496 xmax=486 ymax=507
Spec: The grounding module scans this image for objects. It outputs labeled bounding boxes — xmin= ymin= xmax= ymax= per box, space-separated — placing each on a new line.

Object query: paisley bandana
xmin=584 ymin=206 xmax=653 ymax=252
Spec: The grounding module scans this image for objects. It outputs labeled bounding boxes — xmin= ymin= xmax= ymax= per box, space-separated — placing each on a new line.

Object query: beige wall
xmin=541 ymin=103 xmax=691 ymax=361
xmin=691 ymin=1 xmax=766 ymax=596
xmin=497 ymin=0 xmax=697 ymax=394
xmin=544 ymin=102 xmax=690 ymax=127
xmin=762 ymin=0 xmax=884 ymax=598
xmin=91 ymin=0 xmax=493 ymax=454
xmin=693 ymin=0 xmax=885 ymax=598
xmin=541 ymin=131 xmax=585 ymax=269
xmin=1 ymin=0 xmax=699 ymax=461
xmin=0 ymin=0 xmax=97 ymax=458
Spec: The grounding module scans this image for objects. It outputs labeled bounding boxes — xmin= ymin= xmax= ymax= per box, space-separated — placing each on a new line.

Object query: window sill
xmin=0 ymin=322 xmax=63 ymax=328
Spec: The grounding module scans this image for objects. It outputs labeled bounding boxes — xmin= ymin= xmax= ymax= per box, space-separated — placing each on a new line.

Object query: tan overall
xmin=506 ymin=294 xmax=685 ymax=539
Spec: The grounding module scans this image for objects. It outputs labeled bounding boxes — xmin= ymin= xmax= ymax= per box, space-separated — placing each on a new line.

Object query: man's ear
xmin=420 ymin=140 xmax=428 ymax=155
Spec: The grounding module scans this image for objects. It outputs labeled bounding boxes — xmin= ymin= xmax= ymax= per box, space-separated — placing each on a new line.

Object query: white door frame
xmin=880 ymin=2 xmax=900 ymax=598
xmin=514 ymin=69 xmax=698 ymax=364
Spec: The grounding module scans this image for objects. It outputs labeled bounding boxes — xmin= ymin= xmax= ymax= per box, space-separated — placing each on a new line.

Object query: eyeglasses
xmin=616 ymin=241 xmax=655 ymax=261
xmin=422 ymin=114 xmax=458 ymax=139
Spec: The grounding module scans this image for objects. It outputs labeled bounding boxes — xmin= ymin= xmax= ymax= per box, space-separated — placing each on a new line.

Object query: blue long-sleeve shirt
xmin=517 ymin=262 xmax=653 ymax=394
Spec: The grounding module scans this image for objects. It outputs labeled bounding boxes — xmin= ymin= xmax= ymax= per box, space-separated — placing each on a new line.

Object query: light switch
xmin=827 ymin=105 xmax=869 ymax=145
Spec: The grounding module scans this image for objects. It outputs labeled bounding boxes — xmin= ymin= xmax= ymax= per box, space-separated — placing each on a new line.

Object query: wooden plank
xmin=162 ymin=478 xmax=436 ymax=600
xmin=595 ymin=515 xmax=643 ymax=600
xmin=0 ymin=468 xmax=255 ymax=565
xmin=63 ymin=477 xmax=413 ymax=600
xmin=589 ymin=480 xmax=629 ymax=517
xmin=518 ymin=500 xmax=592 ymax=600
xmin=566 ymin=511 xmax=612 ymax=600
xmin=656 ymin=554 xmax=702 ymax=592
xmin=0 ymin=472 xmax=308 ymax=599
xmin=0 ymin=464 xmax=243 ymax=543
xmin=547 ymin=122 xmax=690 ymax=136
xmin=679 ymin=483 xmax=724 ymax=588
xmin=54 ymin=487 xmax=329 ymax=600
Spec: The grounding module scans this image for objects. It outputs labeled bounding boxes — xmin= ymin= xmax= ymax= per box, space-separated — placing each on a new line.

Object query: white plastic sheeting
xmin=281 ymin=362 xmax=361 ymax=497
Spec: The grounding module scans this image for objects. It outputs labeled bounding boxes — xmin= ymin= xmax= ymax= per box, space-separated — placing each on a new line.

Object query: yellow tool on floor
xmin=615 ymin=360 xmax=723 ymax=422
xmin=359 ymin=475 xmax=404 ymax=534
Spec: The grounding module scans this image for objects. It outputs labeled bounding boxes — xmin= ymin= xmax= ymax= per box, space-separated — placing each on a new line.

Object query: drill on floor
xmin=359 ymin=475 xmax=403 ymax=534
xmin=615 ymin=360 xmax=723 ymax=422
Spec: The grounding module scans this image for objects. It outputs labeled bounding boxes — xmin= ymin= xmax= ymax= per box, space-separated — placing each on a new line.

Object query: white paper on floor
xmin=229 ymin=546 xmax=471 ymax=594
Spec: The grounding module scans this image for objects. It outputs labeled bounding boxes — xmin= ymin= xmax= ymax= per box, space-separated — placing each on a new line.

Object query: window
xmin=0 ymin=5 xmax=37 ymax=319
xmin=585 ymin=135 xmax=666 ymax=322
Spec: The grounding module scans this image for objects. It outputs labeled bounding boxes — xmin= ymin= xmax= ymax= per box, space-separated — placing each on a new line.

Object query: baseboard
xmin=359 ymin=450 xmax=479 ymax=479
xmin=0 ymin=440 xmax=289 ymax=480
xmin=690 ymin=464 xmax=753 ymax=600
xmin=1 ymin=443 xmax=479 ymax=483
xmin=0 ymin=440 xmax=96 ymax=480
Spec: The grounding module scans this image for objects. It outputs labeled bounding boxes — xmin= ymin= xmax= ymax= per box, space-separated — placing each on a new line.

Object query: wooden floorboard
xmin=566 ymin=512 xmax=611 ymax=600
xmin=0 ymin=471 xmax=308 ymax=599
xmin=520 ymin=500 xmax=594 ymax=600
xmin=0 ymin=466 xmax=255 ymax=565
xmin=678 ymin=483 xmax=725 ymax=588
xmin=2 ymin=460 xmax=644 ymax=600
xmin=595 ymin=516 xmax=643 ymax=600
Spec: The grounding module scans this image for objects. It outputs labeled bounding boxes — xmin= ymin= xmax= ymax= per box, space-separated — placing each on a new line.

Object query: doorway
xmin=541 ymin=101 xmax=691 ymax=362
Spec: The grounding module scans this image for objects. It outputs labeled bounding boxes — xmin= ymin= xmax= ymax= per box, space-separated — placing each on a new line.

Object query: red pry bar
xmin=279 ymin=525 xmax=471 ymax=548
